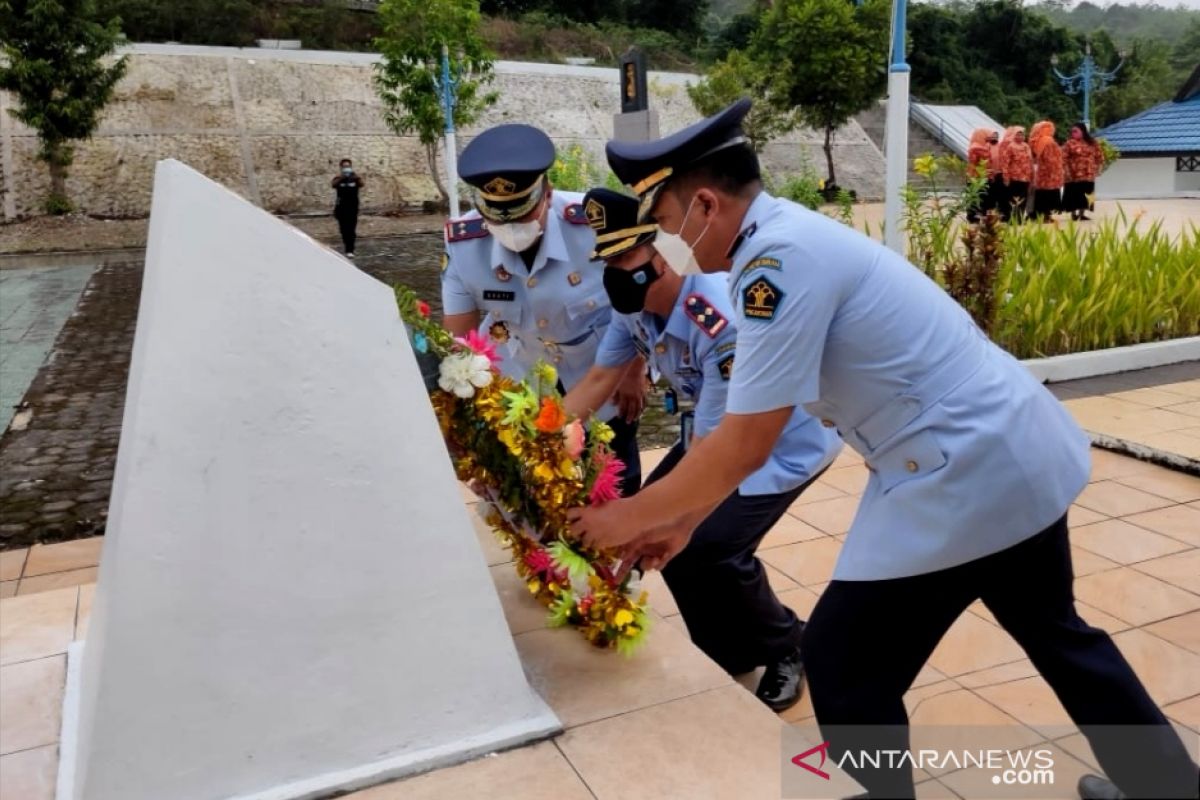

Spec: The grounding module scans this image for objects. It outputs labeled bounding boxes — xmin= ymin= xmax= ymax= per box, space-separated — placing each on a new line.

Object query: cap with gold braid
xmin=606 ymin=98 xmax=753 ymax=223
xmin=581 ymin=188 xmax=657 ymax=260
xmin=459 ymin=124 xmax=556 ymax=223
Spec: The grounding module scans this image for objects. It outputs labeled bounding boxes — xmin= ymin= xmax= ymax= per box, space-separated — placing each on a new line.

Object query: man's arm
xmin=331 ymin=175 xmax=342 ymax=188
xmin=563 ymin=362 xmax=629 ymax=420
xmin=355 ymin=173 xmax=365 ymax=187
xmin=570 ymin=407 xmax=793 ymax=550
xmin=610 ymin=355 xmax=648 ymax=422
xmin=443 ymin=311 xmax=481 ymax=337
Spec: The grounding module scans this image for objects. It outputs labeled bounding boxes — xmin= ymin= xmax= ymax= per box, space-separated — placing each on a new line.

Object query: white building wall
xmin=1096 ymin=156 xmax=1178 ymax=199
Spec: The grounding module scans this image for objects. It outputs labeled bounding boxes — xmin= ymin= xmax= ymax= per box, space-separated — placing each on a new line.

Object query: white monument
xmin=58 ymin=160 xmax=560 ymax=800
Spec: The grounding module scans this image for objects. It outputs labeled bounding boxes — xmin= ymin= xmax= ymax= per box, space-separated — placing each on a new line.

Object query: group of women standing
xmin=966 ymin=121 xmax=1104 ymax=223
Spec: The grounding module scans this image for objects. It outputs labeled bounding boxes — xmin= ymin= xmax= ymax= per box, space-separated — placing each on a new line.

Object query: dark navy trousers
xmin=803 ymin=514 xmax=1199 ymax=799
xmin=646 ymin=441 xmax=814 ymax=674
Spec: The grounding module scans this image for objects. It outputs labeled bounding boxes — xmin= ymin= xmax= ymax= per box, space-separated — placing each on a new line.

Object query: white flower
xmin=438 ymin=352 xmax=493 ymax=398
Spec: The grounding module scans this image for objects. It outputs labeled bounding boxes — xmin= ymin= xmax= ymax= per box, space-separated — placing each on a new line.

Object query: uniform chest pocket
xmin=566 ymin=292 xmax=607 ymax=321
xmin=868 ymin=428 xmax=948 ymax=494
xmin=481 ymin=294 xmax=522 ymax=325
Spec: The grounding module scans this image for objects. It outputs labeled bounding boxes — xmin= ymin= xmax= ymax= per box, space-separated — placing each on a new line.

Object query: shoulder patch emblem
xmin=717 ymin=354 xmax=735 ymax=381
xmin=745 ymin=256 xmax=782 ymax=272
xmin=563 ymin=203 xmax=590 ymax=224
xmin=741 ymin=276 xmax=784 ymax=321
xmin=683 ymin=293 xmax=729 ymax=338
xmin=440 ymin=251 xmax=449 ymax=272
xmin=446 ymin=217 xmax=489 ymax=243
xmin=714 ymin=341 xmax=737 ymax=357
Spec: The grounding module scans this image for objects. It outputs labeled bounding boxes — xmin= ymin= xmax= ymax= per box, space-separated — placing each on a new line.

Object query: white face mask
xmin=654 ymin=196 xmax=709 ymax=276
xmin=490 ymin=218 xmax=543 ymax=253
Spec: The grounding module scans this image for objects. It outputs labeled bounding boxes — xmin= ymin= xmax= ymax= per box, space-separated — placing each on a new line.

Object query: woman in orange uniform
xmin=966 ymin=128 xmax=1001 ymax=221
xmin=998 ymin=126 xmax=1032 ymax=222
xmin=1062 ymin=123 xmax=1103 ymax=221
xmin=1030 ymin=120 xmax=1064 ymax=222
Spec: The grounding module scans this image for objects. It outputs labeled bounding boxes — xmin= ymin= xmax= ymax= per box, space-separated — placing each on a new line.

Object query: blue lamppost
xmin=431 ymin=44 xmax=462 ymax=217
xmin=1052 ymin=43 xmax=1124 ymax=129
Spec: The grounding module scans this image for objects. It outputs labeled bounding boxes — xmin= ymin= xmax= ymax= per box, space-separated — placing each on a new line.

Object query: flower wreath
xmin=395 ymin=286 xmax=651 ymax=654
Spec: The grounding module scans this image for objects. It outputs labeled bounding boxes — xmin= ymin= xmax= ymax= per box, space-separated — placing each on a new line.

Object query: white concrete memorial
xmin=58 ymin=160 xmax=559 ymax=800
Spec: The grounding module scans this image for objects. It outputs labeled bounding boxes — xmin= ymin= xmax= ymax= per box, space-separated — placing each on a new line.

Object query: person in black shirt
xmin=331 ymin=158 xmax=364 ymax=258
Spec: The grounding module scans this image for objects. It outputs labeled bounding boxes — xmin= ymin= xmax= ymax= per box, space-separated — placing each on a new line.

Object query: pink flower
xmin=524 ymin=548 xmax=553 ymax=575
xmin=562 ymin=419 xmax=585 ymax=460
xmin=456 ymin=329 xmax=500 ymax=366
xmin=589 ymin=450 xmax=626 ymax=505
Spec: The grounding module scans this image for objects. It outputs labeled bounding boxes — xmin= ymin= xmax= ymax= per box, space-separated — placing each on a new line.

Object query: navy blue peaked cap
xmin=459 ymin=124 xmax=556 ymax=223
xmin=581 ymin=187 xmax=657 ymax=260
xmin=606 ymin=98 xmax=752 ymax=221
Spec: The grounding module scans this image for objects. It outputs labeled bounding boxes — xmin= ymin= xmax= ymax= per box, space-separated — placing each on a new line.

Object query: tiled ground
xmin=2 ymin=446 xmax=1198 ymax=798
xmin=1049 ymin=362 xmax=1200 ymax=466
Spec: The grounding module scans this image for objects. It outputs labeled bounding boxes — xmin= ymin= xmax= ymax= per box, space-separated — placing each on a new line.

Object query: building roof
xmin=1095 ymin=62 xmax=1200 ymax=156
xmin=910 ymin=104 xmax=1005 ymax=158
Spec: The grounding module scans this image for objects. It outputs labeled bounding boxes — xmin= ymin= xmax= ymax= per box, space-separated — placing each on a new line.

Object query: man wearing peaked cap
xmin=441 ymin=123 xmax=646 ymax=496
xmin=563 ymin=187 xmax=842 ymax=712
xmin=570 ymin=101 xmax=1198 ymax=800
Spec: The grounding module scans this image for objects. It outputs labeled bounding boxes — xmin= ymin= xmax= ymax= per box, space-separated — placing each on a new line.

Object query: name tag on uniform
xmin=483 ymin=290 xmax=516 ymax=302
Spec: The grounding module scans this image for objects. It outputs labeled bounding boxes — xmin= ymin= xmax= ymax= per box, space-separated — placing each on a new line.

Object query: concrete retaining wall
xmin=0 ymin=44 xmax=887 ymax=220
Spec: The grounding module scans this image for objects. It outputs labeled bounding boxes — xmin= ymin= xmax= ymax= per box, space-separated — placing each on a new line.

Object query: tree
xmin=687 ymin=50 xmax=798 ymax=153
xmin=0 ymin=0 xmax=128 ymax=213
xmin=373 ymin=0 xmax=497 ymax=208
xmin=752 ymin=0 xmax=889 ymax=186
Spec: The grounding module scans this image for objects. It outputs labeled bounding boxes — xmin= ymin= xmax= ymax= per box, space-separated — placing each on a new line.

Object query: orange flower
xmin=534 ymin=397 xmax=567 ymax=433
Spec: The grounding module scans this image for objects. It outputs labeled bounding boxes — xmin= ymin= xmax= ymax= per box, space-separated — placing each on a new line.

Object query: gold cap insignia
xmin=482 ymin=176 xmax=518 ymax=197
xmin=584 ymin=198 xmax=606 ymax=230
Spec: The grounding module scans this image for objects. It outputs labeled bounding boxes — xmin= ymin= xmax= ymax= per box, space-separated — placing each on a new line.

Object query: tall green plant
xmin=901 ymin=153 xmax=985 ymax=279
xmin=0 ymin=0 xmax=128 ymax=214
xmin=994 ymin=217 xmax=1200 ymax=358
xmin=373 ymin=0 xmax=497 ymax=208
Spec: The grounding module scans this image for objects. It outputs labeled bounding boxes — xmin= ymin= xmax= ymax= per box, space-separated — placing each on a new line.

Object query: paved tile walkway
xmin=2 ymin=447 xmax=1197 ymax=798
xmin=0 ymin=265 xmax=95 ymax=432
xmin=1049 ymin=362 xmax=1200 ymax=468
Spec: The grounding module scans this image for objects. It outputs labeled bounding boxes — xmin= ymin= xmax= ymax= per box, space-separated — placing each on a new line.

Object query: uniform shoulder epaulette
xmin=563 ymin=203 xmax=589 ymax=224
xmin=683 ymin=293 xmax=729 ymax=339
xmin=445 ymin=217 xmax=490 ymax=243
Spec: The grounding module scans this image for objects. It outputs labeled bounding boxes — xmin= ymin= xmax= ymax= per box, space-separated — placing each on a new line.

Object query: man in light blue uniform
xmin=441 ymin=124 xmax=644 ymax=494
xmin=562 ymin=188 xmax=841 ymax=712
xmin=570 ymin=100 xmax=1199 ymax=800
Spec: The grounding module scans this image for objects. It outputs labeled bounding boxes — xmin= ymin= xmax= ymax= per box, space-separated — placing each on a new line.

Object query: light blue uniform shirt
xmin=441 ymin=191 xmax=613 ymax=405
xmin=725 ymin=193 xmax=1090 ymax=580
xmin=596 ymin=273 xmax=842 ymax=496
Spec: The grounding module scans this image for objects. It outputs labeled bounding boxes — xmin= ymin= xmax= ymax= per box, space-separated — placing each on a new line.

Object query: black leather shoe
xmin=1077 ymin=774 xmax=1125 ymax=800
xmin=755 ymin=645 xmax=805 ymax=712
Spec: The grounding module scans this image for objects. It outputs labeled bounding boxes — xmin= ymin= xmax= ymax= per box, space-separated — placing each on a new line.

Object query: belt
xmin=850 ymin=330 xmax=988 ymax=453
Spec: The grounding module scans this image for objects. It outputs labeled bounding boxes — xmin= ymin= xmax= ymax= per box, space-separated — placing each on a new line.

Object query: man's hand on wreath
xmin=569 ymin=497 xmax=646 ymax=551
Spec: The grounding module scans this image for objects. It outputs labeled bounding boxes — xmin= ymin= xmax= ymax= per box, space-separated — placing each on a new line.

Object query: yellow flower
xmin=613 ymin=609 xmax=634 ymax=628
xmin=533 ymin=461 xmax=557 ymax=483
xmin=913 ymin=154 xmax=937 ymax=177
